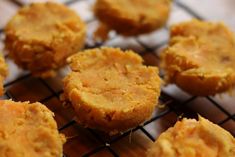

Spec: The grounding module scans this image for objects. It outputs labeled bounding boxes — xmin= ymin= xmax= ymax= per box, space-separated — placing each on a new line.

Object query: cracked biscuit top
xmin=0 ymin=100 xmax=65 ymax=157
xmin=161 ymin=19 xmax=235 ymax=95
xmin=5 ymin=2 xmax=86 ymax=77
xmin=63 ymin=47 xmax=161 ymax=134
xmin=147 ymin=117 xmax=235 ymax=157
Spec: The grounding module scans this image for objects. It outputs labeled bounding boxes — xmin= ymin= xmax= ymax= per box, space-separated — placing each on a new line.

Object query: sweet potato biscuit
xmin=147 ymin=117 xmax=235 ymax=157
xmin=0 ymin=54 xmax=8 ymax=96
xmin=94 ymin=0 xmax=171 ymax=38
xmin=161 ymin=19 xmax=235 ymax=96
xmin=0 ymin=100 xmax=65 ymax=157
xmin=5 ymin=2 xmax=86 ymax=77
xmin=63 ymin=47 xmax=161 ymax=134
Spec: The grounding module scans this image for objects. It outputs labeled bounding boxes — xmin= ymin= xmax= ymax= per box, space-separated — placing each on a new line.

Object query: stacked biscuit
xmin=1 ymin=0 xmax=235 ymax=157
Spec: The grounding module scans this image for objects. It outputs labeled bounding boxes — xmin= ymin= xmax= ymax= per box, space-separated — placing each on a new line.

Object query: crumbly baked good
xmin=63 ymin=47 xmax=161 ymax=134
xmin=0 ymin=100 xmax=65 ymax=157
xmin=5 ymin=2 xmax=86 ymax=77
xmin=0 ymin=54 xmax=8 ymax=96
xmin=94 ymin=0 xmax=171 ymax=38
xmin=147 ymin=116 xmax=235 ymax=157
xmin=161 ymin=19 xmax=235 ymax=96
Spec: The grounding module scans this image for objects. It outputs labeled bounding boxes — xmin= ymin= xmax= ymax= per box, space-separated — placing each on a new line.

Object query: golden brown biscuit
xmin=5 ymin=2 xmax=86 ymax=77
xmin=161 ymin=19 xmax=235 ymax=96
xmin=0 ymin=100 xmax=65 ymax=157
xmin=0 ymin=54 xmax=8 ymax=96
xmin=63 ymin=47 xmax=161 ymax=134
xmin=147 ymin=116 xmax=235 ymax=157
xmin=94 ymin=0 xmax=171 ymax=38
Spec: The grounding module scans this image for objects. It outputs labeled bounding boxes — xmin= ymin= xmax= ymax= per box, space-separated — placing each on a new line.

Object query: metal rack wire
xmin=0 ymin=0 xmax=234 ymax=156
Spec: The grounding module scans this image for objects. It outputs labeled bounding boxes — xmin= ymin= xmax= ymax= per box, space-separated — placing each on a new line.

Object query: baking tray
xmin=0 ymin=0 xmax=234 ymax=156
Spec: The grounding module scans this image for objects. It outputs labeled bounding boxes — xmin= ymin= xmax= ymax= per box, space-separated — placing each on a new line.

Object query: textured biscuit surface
xmin=0 ymin=100 xmax=65 ymax=157
xmin=0 ymin=55 xmax=8 ymax=96
xmin=147 ymin=117 xmax=235 ymax=157
xmin=94 ymin=0 xmax=171 ymax=37
xmin=63 ymin=47 xmax=161 ymax=134
xmin=5 ymin=2 xmax=86 ymax=77
xmin=161 ymin=19 xmax=235 ymax=96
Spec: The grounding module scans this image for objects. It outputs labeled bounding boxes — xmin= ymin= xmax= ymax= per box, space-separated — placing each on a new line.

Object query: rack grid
xmin=0 ymin=0 xmax=234 ymax=156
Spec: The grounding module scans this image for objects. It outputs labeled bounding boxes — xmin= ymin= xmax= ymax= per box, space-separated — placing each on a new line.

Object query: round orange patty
xmin=5 ymin=2 xmax=86 ymax=77
xmin=161 ymin=19 xmax=235 ymax=96
xmin=0 ymin=100 xmax=65 ymax=157
xmin=147 ymin=117 xmax=235 ymax=157
xmin=63 ymin=47 xmax=161 ymax=134
xmin=0 ymin=54 xmax=8 ymax=96
xmin=94 ymin=0 xmax=171 ymax=37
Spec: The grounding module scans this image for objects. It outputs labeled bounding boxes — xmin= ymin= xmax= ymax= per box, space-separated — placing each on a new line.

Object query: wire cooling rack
xmin=0 ymin=0 xmax=234 ymax=156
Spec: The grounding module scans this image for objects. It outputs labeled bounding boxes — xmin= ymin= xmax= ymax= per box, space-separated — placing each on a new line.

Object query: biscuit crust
xmin=0 ymin=55 xmax=8 ymax=96
xmin=5 ymin=2 xmax=86 ymax=77
xmin=161 ymin=19 xmax=235 ymax=96
xmin=63 ymin=47 xmax=161 ymax=134
xmin=147 ymin=117 xmax=235 ymax=157
xmin=0 ymin=100 xmax=65 ymax=157
xmin=94 ymin=0 xmax=171 ymax=36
